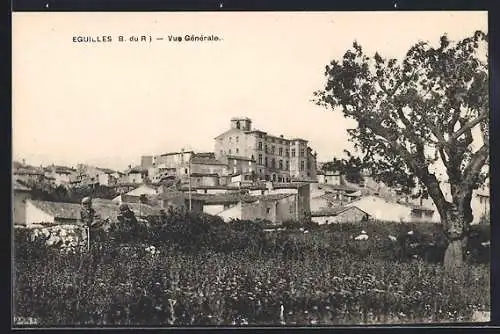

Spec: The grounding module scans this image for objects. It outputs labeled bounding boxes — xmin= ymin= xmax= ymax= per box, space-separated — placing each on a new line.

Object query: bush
xmin=13 ymin=246 xmax=490 ymax=326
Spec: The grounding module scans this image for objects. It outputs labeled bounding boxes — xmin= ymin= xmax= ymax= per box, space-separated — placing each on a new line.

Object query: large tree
xmin=314 ymin=31 xmax=488 ymax=271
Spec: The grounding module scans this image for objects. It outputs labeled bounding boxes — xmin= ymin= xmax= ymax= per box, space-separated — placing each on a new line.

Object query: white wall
xmin=346 ymin=196 xmax=411 ymax=222
xmin=311 ymin=215 xmax=336 ymax=225
xmin=25 ymin=201 xmax=55 ymax=225
xmin=217 ymin=202 xmax=243 ymax=222
xmin=206 ymin=189 xmax=229 ymax=194
xmin=127 ymin=185 xmax=157 ymax=196
xmin=267 ymin=188 xmax=298 ymax=195
xmin=203 ymin=204 xmax=225 ymax=215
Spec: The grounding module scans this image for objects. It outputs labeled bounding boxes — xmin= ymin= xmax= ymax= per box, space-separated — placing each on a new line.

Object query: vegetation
xmin=17 ymin=178 xmax=120 ymax=204
xmin=14 ymin=216 xmax=490 ymax=326
xmin=314 ymin=31 xmax=489 ymax=270
xmin=321 ymin=150 xmax=365 ymax=184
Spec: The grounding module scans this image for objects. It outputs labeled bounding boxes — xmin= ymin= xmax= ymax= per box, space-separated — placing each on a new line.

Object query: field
xmin=13 ymin=214 xmax=491 ymax=326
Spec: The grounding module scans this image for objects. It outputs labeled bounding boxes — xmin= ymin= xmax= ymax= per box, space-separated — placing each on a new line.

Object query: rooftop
xmin=190 ymin=157 xmax=226 ymax=165
xmin=199 ymin=192 xmax=293 ymax=205
xmin=311 ymin=205 xmax=368 ymax=217
xmin=28 ymin=199 xmax=163 ymax=222
xmin=160 ymin=150 xmax=195 ymax=157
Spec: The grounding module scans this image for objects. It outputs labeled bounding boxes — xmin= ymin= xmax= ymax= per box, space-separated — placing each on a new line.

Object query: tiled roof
xmin=160 ymin=150 xmax=195 ymax=157
xmin=127 ymin=166 xmax=146 ymax=173
xmin=190 ymin=173 xmax=219 ymax=177
xmin=97 ymin=167 xmax=119 ymax=174
xmin=320 ymin=183 xmax=358 ymax=193
xmin=200 ymin=193 xmax=293 ymax=205
xmin=29 ymin=200 xmax=81 ymax=220
xmin=13 ymin=180 xmax=31 ymax=192
xmin=225 ymin=155 xmax=255 ymax=162
xmin=13 ymin=168 xmax=44 ymax=176
xmin=315 ymin=193 xmax=341 ymax=202
xmin=255 ymin=193 xmax=294 ymax=201
xmin=29 ymin=199 xmax=162 ymax=222
xmin=214 ymin=128 xmax=244 ymax=139
xmin=311 ymin=205 xmax=368 ymax=217
xmin=193 ymin=152 xmax=215 ymax=159
xmin=190 ymin=157 xmax=226 ymax=165
xmin=273 ymin=182 xmax=311 ymax=189
xmin=198 ymin=193 xmax=256 ymax=205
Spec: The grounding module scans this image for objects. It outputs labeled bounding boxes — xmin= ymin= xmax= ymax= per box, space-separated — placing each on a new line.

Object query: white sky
xmin=12 ymin=11 xmax=488 ymax=170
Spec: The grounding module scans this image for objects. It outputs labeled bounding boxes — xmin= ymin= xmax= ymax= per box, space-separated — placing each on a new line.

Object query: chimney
xmin=280 ymin=135 xmax=284 ymax=138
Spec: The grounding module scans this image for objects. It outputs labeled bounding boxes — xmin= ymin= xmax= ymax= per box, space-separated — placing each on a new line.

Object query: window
xmin=279 ymin=147 xmax=283 ymax=156
xmin=265 ymin=145 xmax=268 ymax=153
xmin=229 ymin=137 xmax=232 ymax=143
xmin=286 ymin=149 xmax=289 ymax=157
xmin=286 ymin=160 xmax=289 ymax=170
xmin=300 ymin=161 xmax=305 ymax=171
xmin=258 ymin=154 xmax=263 ymax=165
xmin=266 ymin=208 xmax=271 ymax=214
xmin=229 ymin=149 xmax=232 ymax=154
xmin=271 ymin=159 xmax=276 ymax=169
xmin=220 ymin=150 xmax=223 ymax=155
xmin=300 ymin=149 xmax=305 ymax=157
xmin=184 ymin=168 xmax=188 ymax=174
xmin=259 ymin=133 xmax=263 ymax=138
xmin=236 ymin=148 xmax=239 ymax=154
xmin=258 ymin=142 xmax=262 ymax=150
xmin=279 ymin=160 xmax=283 ymax=170
xmin=236 ymin=121 xmax=241 ymax=129
xmin=236 ymin=136 xmax=239 ymax=143
xmin=264 ymin=157 xmax=268 ymax=167
xmin=271 ymin=146 xmax=275 ymax=154
xmin=291 ymin=149 xmax=296 ymax=157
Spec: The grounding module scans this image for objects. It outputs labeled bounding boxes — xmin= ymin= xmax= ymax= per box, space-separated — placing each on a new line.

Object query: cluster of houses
xmin=12 ymin=116 xmax=490 ymax=228
xmin=13 ymin=162 xmax=491 ymax=228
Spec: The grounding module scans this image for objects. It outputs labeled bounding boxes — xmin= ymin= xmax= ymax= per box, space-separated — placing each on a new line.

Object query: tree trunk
xmin=443 ymin=236 xmax=466 ymax=271
xmin=442 ymin=205 xmax=468 ymax=272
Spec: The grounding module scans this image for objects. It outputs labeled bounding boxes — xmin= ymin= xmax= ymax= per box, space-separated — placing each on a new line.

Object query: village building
xmin=121 ymin=165 xmax=148 ymax=184
xmin=311 ymin=206 xmax=369 ymax=225
xmin=345 ymin=195 xmax=440 ymax=223
xmin=13 ymin=165 xmax=46 ymax=184
xmin=199 ymin=192 xmax=300 ymax=224
xmin=24 ymin=199 xmax=162 ymax=226
xmin=316 ymin=170 xmax=343 ymax=185
xmin=43 ymin=165 xmax=77 ymax=186
xmin=214 ymin=117 xmax=318 ymax=182
xmin=12 ymin=179 xmax=32 ymax=226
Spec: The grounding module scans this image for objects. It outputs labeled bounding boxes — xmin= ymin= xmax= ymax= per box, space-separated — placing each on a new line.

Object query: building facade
xmin=214 ymin=117 xmax=317 ymax=182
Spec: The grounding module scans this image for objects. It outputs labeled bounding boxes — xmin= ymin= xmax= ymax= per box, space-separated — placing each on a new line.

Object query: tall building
xmin=214 ymin=117 xmax=317 ymax=182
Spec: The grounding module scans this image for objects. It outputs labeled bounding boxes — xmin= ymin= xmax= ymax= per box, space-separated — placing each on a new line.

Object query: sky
xmin=12 ymin=11 xmax=488 ymax=171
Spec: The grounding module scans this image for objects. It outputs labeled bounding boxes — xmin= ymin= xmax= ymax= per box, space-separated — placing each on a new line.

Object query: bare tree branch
xmin=449 ymin=112 xmax=488 ymax=143
xmin=462 ymin=143 xmax=489 ymax=189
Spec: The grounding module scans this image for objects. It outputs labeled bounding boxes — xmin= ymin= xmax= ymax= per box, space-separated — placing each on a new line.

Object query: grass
xmin=13 ymin=218 xmax=490 ymax=326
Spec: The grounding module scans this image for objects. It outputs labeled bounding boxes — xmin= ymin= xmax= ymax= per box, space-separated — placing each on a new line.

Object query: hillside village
xmin=12 ymin=117 xmax=490 ymax=228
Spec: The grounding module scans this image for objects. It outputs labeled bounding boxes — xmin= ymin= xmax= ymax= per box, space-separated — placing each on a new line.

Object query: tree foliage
xmin=321 ymin=150 xmax=365 ymax=184
xmin=313 ymin=31 xmax=489 ymax=268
